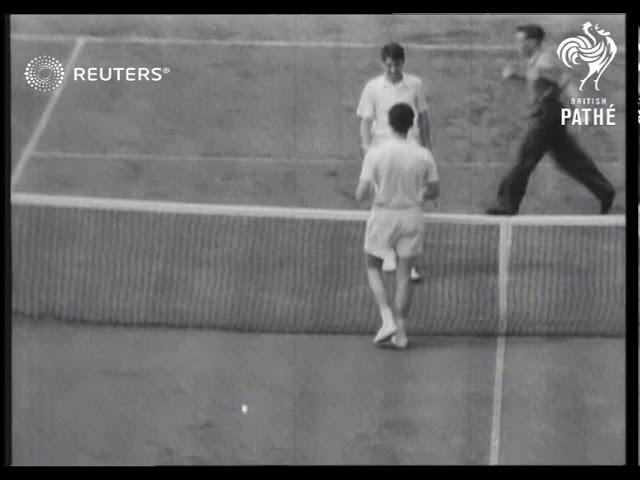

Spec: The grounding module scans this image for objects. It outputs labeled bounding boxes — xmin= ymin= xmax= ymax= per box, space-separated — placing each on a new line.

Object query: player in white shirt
xmin=355 ymin=103 xmax=440 ymax=349
xmin=356 ymin=42 xmax=433 ymax=280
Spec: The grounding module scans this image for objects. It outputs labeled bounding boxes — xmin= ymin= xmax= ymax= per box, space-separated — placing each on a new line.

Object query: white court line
xmin=30 ymin=150 xmax=514 ymax=168
xmin=11 ymin=32 xmax=517 ymax=51
xmin=11 ymin=33 xmax=77 ymax=43
xmin=489 ymin=336 xmax=506 ymax=465
xmin=30 ymin=150 xmax=353 ymax=166
xmin=11 ymin=37 xmax=86 ymax=191
xmin=490 ymin=220 xmax=511 ymax=465
xmin=28 ymin=150 xmax=623 ymax=171
xmin=10 ymin=32 xmax=628 ymax=52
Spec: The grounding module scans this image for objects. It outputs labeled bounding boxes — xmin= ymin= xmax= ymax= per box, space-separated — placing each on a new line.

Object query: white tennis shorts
xmin=364 ymin=207 xmax=425 ymax=260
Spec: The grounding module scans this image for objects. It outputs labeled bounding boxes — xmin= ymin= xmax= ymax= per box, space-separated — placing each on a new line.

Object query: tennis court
xmin=10 ymin=15 xmax=626 ymax=465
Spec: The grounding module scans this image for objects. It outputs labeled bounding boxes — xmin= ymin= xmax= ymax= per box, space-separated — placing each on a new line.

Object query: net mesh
xmin=11 ymin=195 xmax=625 ymax=337
xmin=507 ymin=224 xmax=625 ymax=335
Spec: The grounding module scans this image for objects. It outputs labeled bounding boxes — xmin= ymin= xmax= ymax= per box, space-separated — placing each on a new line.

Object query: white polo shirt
xmin=360 ymin=137 xmax=439 ymax=210
xmin=525 ymin=48 xmax=571 ymax=104
xmin=356 ymin=73 xmax=429 ymax=143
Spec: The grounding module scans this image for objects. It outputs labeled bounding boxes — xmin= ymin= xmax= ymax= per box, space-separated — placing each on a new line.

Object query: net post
xmin=498 ymin=219 xmax=512 ymax=335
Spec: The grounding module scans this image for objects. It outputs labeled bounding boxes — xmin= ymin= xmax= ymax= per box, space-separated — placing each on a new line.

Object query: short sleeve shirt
xmin=356 ymin=74 xmax=429 ymax=141
xmin=526 ymin=48 xmax=571 ymax=104
xmin=360 ymin=137 xmax=439 ymax=210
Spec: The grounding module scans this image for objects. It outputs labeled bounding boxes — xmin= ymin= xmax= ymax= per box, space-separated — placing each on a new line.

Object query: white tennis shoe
xmin=373 ymin=323 xmax=398 ymax=344
xmin=391 ymin=320 xmax=409 ymax=349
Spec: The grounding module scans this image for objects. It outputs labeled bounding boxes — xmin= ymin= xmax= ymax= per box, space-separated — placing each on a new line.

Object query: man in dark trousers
xmin=487 ymin=24 xmax=615 ymax=215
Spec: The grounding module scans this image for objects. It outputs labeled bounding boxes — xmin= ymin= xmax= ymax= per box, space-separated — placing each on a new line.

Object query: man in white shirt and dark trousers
xmin=487 ymin=24 xmax=615 ymax=215
xmin=357 ymin=42 xmax=433 ymax=281
xmin=356 ymin=103 xmax=440 ymax=349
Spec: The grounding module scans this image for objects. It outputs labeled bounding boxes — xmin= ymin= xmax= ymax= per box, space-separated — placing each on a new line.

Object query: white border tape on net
xmin=11 ymin=192 xmax=625 ymax=227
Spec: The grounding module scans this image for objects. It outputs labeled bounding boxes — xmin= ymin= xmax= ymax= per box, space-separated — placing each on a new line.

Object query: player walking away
xmin=357 ymin=42 xmax=432 ymax=281
xmin=486 ymin=24 xmax=615 ymax=215
xmin=355 ymin=103 xmax=440 ymax=349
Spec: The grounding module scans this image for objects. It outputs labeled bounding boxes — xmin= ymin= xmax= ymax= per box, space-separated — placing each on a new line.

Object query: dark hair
xmin=516 ymin=24 xmax=545 ymax=43
xmin=380 ymin=42 xmax=405 ymax=62
xmin=388 ymin=103 xmax=414 ymax=134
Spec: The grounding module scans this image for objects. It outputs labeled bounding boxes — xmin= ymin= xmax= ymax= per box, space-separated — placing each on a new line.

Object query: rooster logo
xmin=556 ymin=22 xmax=617 ymax=91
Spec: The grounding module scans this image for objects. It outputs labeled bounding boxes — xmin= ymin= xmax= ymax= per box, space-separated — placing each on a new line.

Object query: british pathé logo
xmin=561 ymin=97 xmax=615 ymax=126
xmin=556 ymin=22 xmax=617 ymax=92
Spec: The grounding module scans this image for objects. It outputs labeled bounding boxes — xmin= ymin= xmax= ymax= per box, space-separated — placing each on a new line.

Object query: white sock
xmin=380 ymin=306 xmax=394 ymax=328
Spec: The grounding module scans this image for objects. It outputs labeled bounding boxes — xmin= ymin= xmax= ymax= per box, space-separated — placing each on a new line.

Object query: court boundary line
xmin=9 ymin=32 xmax=630 ymax=53
xmin=490 ymin=221 xmax=512 ymax=465
xmin=11 ymin=32 xmax=522 ymax=51
xmin=489 ymin=336 xmax=506 ymax=465
xmin=30 ymin=150 xmax=357 ymax=167
xmin=10 ymin=37 xmax=86 ymax=191
xmin=28 ymin=150 xmax=624 ymax=170
xmin=10 ymin=33 xmax=626 ymax=53
xmin=27 ymin=150 xmax=522 ymax=168
xmin=10 ymin=192 xmax=626 ymax=226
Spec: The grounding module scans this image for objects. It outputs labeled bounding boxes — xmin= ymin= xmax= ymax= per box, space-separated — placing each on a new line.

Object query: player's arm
xmin=419 ymin=155 xmax=440 ymax=203
xmin=359 ymin=117 xmax=374 ymax=155
xmin=415 ymin=79 xmax=432 ymax=149
xmin=561 ymin=79 xmax=580 ymax=100
xmin=355 ymin=177 xmax=374 ymax=201
xmin=502 ymin=63 xmax=526 ymax=82
xmin=418 ymin=111 xmax=431 ymax=150
xmin=421 ymin=180 xmax=440 ymax=201
xmin=356 ymin=82 xmax=375 ymax=156
xmin=356 ymin=150 xmax=375 ymax=201
xmin=556 ymin=68 xmax=580 ymax=102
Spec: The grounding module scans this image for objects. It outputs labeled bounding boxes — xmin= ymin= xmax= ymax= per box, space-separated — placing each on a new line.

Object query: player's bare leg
xmin=391 ymin=256 xmax=414 ymax=349
xmin=366 ymin=254 xmax=397 ymax=344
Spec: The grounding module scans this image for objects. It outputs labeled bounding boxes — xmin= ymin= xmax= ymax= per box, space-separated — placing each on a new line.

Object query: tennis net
xmin=11 ymin=193 xmax=625 ymax=336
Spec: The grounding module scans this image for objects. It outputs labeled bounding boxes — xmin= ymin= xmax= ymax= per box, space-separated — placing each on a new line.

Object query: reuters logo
xmin=24 ymin=56 xmax=65 ymax=92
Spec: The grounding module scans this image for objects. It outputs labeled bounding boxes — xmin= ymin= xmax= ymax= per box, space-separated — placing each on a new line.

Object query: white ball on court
xmin=241 ymin=404 xmax=248 ymax=414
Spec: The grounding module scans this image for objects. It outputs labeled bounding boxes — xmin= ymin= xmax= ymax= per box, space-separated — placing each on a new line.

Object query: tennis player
xmin=357 ymin=42 xmax=432 ymax=280
xmin=355 ymin=103 xmax=440 ymax=349
xmin=486 ymin=24 xmax=615 ymax=215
